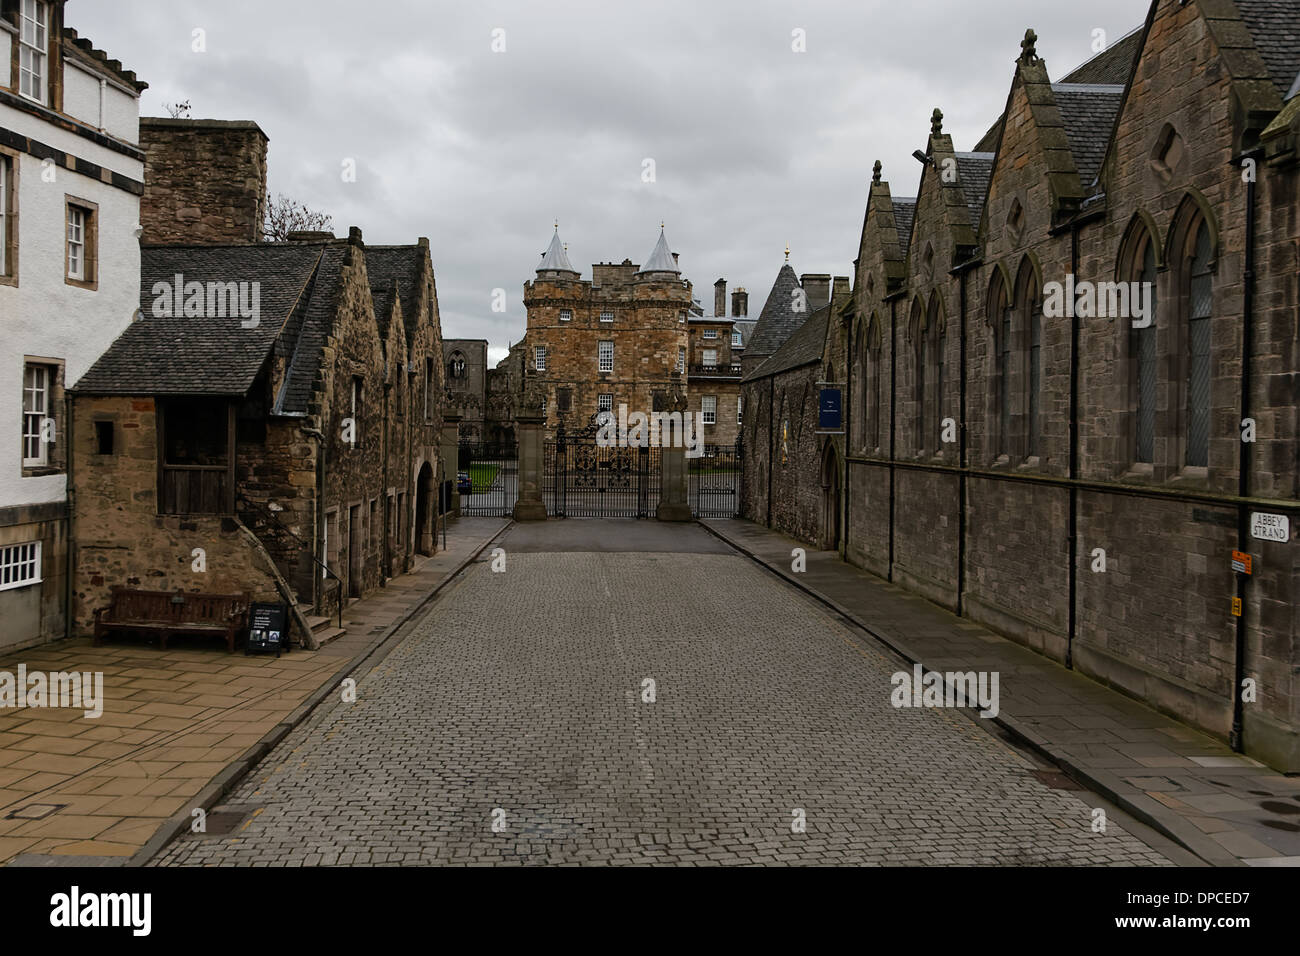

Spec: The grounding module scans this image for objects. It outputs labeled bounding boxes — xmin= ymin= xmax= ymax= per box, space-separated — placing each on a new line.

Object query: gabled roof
xmin=639 ymin=228 xmax=679 ymax=274
xmin=74 ymin=244 xmax=326 ymax=397
xmin=277 ymin=246 xmax=348 ymax=415
xmin=1052 ymin=83 xmax=1126 ymax=187
xmin=745 ymin=300 xmax=834 ymax=381
xmin=537 ymin=230 xmax=577 ymax=274
xmin=746 ymin=263 xmax=807 ymax=359
xmin=366 ymin=244 xmax=423 ymax=349
xmin=1059 ymin=27 xmax=1143 ymax=85
xmin=893 ymin=200 xmax=917 ymax=252
xmin=1234 ymin=0 xmax=1300 ymax=100
xmin=955 ymin=153 xmax=995 ymax=228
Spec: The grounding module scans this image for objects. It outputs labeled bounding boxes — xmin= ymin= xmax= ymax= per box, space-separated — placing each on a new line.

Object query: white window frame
xmin=702 ymin=395 xmax=717 ymax=426
xmin=598 ymin=340 xmax=613 ymax=374
xmin=703 ymin=329 xmax=718 ymax=339
xmin=0 ymin=156 xmax=10 ymax=276
xmin=738 ymin=396 xmax=744 ymax=425
xmin=559 ymin=309 xmax=572 ymax=322
xmin=67 ymin=206 xmax=86 ymax=281
xmin=19 ymin=0 xmax=49 ymax=105
xmin=701 ymin=348 xmax=718 ymax=368
xmin=534 ymin=346 xmax=546 ymax=371
xmin=0 ymin=541 xmax=41 ymax=592
xmin=597 ymin=393 xmax=613 ymax=413
xmin=22 ymin=363 xmax=51 ymax=467
xmin=599 ymin=310 xmax=614 ymax=323
xmin=732 ymin=331 xmax=742 ymax=347
xmin=676 ymin=347 xmax=685 ymax=372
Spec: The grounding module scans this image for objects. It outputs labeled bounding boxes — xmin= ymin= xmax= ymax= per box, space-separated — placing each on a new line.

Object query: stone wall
xmin=139 ymin=118 xmax=268 ymax=245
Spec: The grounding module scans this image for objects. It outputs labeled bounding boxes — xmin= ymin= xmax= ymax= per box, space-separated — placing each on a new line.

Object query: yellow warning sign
xmin=1231 ymin=597 xmax=1243 ymax=617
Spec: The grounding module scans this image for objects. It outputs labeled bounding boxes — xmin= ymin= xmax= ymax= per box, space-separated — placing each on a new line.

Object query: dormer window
xmin=19 ymin=0 xmax=50 ymax=105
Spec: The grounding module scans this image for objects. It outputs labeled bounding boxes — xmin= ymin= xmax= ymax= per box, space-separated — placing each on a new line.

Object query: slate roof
xmin=1234 ymin=0 xmax=1300 ymax=100
xmin=639 ymin=229 xmax=679 ymax=274
xmin=893 ymin=199 xmax=917 ymax=252
xmin=746 ymin=263 xmax=807 ymax=359
xmin=1053 ymin=84 xmax=1126 ymax=187
xmin=955 ymin=153 xmax=994 ymax=227
xmin=1059 ymin=27 xmax=1142 ymax=85
xmin=537 ymin=231 xmax=577 ymax=274
xmin=367 ymin=245 xmax=423 ymax=349
xmin=74 ymin=244 xmax=326 ymax=397
xmin=745 ymin=300 xmax=834 ymax=381
xmin=277 ymin=246 xmax=347 ymax=415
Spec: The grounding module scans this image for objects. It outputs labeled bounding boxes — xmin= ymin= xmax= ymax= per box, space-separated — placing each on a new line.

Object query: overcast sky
xmin=74 ymin=0 xmax=1145 ymax=364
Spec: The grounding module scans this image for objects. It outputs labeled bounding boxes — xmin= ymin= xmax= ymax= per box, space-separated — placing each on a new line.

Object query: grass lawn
xmin=468 ymin=463 xmax=499 ymax=492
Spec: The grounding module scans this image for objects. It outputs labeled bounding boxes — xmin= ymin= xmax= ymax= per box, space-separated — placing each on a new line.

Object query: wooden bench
xmin=93 ymin=588 xmax=251 ymax=653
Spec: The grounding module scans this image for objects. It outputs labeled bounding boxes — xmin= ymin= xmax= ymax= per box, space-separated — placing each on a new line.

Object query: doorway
xmin=415 ymin=461 xmax=435 ymax=556
xmin=348 ymin=504 xmax=363 ymax=598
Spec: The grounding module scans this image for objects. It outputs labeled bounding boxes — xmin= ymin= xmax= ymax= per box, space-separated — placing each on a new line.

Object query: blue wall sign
xmin=819 ymin=388 xmax=843 ymax=432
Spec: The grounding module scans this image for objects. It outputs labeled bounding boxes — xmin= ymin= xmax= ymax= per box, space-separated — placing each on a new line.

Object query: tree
xmin=163 ymin=99 xmax=191 ymax=118
xmin=263 ymin=193 xmax=334 ymax=242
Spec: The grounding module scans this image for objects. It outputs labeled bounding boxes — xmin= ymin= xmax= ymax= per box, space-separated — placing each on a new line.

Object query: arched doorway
xmin=821 ymin=442 xmax=841 ymax=552
xmin=415 ymin=461 xmax=436 ymax=556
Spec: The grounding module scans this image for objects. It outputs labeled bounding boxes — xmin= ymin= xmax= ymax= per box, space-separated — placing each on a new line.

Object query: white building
xmin=0 ymin=0 xmax=145 ymax=650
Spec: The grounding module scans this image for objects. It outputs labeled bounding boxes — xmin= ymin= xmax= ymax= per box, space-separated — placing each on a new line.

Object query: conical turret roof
xmin=537 ymin=228 xmax=578 ymax=275
xmin=638 ymin=228 xmax=679 ymax=274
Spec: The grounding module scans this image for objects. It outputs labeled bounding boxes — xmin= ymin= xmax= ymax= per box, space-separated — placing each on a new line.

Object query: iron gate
xmin=457 ymin=441 xmax=518 ymax=517
xmin=544 ymin=420 xmax=661 ymax=518
xmin=690 ymin=441 xmax=743 ymax=518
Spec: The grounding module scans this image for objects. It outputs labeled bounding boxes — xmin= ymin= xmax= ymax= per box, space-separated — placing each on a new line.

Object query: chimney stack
xmin=800 ymin=274 xmax=832 ymax=310
xmin=714 ymin=278 xmax=727 ymax=317
xmin=732 ymin=288 xmax=748 ymax=317
xmin=832 ymin=276 xmax=851 ymax=299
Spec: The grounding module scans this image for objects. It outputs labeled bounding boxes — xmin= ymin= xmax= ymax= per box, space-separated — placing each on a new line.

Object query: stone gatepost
xmin=512 ymin=369 xmax=548 ymax=521
xmin=440 ymin=414 xmax=462 ymax=521
xmin=657 ymin=375 xmax=693 ymax=522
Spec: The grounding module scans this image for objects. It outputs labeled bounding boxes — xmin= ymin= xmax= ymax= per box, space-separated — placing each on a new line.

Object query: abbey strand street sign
xmin=1250 ymin=512 xmax=1290 ymax=543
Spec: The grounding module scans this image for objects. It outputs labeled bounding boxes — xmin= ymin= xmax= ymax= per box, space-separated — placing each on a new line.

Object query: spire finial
xmin=1020 ymin=28 xmax=1038 ymax=63
xmin=554 ymin=219 xmax=559 ymax=232
xmin=872 ymin=160 xmax=882 ymax=184
xmin=660 ymin=220 xmax=665 ymax=230
xmin=931 ymin=108 xmax=944 ymax=136
xmin=784 ymin=243 xmax=790 ymax=262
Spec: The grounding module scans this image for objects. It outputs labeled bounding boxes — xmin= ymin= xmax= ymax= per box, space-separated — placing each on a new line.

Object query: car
xmin=457 ymin=471 xmax=472 ymax=495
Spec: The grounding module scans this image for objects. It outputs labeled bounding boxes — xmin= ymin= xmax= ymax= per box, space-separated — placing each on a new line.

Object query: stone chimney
xmin=800 ymin=274 xmax=832 ymax=310
xmin=732 ymin=288 xmax=748 ymax=317
xmin=832 ymin=276 xmax=851 ymax=299
xmin=714 ymin=278 xmax=727 ymax=317
xmin=139 ymin=118 xmax=269 ymax=244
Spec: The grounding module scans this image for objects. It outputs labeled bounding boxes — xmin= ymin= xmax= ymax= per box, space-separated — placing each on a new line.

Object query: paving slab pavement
xmin=0 ymin=517 xmax=508 ymax=866
xmin=701 ymin=518 xmax=1300 ymax=867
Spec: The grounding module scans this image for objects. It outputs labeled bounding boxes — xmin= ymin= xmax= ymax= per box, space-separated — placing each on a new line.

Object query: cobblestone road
xmin=156 ymin=540 xmax=1172 ymax=866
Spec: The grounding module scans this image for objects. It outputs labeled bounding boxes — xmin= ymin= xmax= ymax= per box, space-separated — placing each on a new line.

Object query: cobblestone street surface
xmin=156 ymin=527 xmax=1172 ymax=866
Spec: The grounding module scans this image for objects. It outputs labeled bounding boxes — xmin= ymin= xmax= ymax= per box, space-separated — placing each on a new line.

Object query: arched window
xmin=928 ymin=296 xmax=945 ymax=455
xmin=911 ymin=299 xmax=925 ymax=457
xmin=1124 ymin=226 xmax=1159 ymax=464
xmin=1186 ymin=221 xmax=1212 ymax=467
xmin=987 ymin=270 xmax=1012 ymax=460
xmin=447 ymin=351 xmax=467 ymax=381
xmin=852 ymin=319 xmax=868 ymax=451
xmin=869 ymin=317 xmax=882 ymax=452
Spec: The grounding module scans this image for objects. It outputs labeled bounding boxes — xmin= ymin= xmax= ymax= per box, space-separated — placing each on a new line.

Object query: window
xmin=702 ymin=348 xmax=718 ymax=368
xmin=677 ymin=347 xmax=685 ymax=372
xmin=597 ymin=393 xmax=613 ymax=413
xmin=19 ymin=0 xmax=49 ymax=104
xmin=447 ymin=352 xmax=466 ymax=380
xmin=0 ymin=155 xmax=13 ymax=279
xmin=350 ymin=377 xmax=363 ymax=449
xmin=559 ymin=309 xmax=572 ymax=322
xmin=556 ymin=387 xmax=572 ymax=412
xmin=1134 ymin=237 xmax=1158 ymax=464
xmin=325 ymin=510 xmax=339 ymax=578
xmin=1186 ymin=222 xmax=1212 ymax=468
xmin=928 ymin=298 xmax=945 ymax=454
xmin=1027 ymin=300 xmax=1040 ymax=458
xmin=732 ymin=331 xmax=742 ymax=347
xmin=0 ymin=542 xmax=41 ymax=592
xmin=994 ymin=281 xmax=1012 ymax=459
xmin=737 ymin=396 xmax=743 ymax=425
xmin=65 ymin=200 xmax=98 ymax=288
xmin=598 ymin=340 xmax=613 ymax=373
xmin=534 ymin=346 xmax=546 ymax=371
xmin=703 ymin=329 xmax=718 ymax=339
xmin=912 ymin=301 xmax=925 ymax=456
xmin=94 ymin=421 xmax=113 ymax=455
xmin=600 ymin=310 xmax=614 ymax=323
xmin=22 ymin=364 xmax=53 ymax=466
xmin=678 ymin=312 xmax=686 ymax=323
xmin=702 ymin=396 xmax=716 ymax=426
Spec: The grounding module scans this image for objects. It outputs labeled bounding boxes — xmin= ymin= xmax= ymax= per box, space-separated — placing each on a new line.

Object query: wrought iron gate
xmin=690 ymin=441 xmax=743 ymax=518
xmin=457 ymin=441 xmax=518 ymax=517
xmin=544 ymin=419 xmax=661 ymax=518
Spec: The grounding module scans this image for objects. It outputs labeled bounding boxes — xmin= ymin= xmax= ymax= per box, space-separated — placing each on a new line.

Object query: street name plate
xmin=1249 ymin=512 xmax=1289 ymax=543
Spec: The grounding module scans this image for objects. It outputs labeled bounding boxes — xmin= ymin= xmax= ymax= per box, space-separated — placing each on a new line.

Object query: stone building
xmin=69 ymin=118 xmax=446 ymax=645
xmin=741 ymin=0 xmax=1300 ymax=771
xmin=443 ymin=338 xmax=488 ymax=442
xmin=0 ymin=1 xmax=145 ymax=651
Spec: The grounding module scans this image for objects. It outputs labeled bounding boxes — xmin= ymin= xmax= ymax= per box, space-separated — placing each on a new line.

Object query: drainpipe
xmin=888 ymin=297 xmax=897 ymax=581
xmin=1067 ymin=224 xmax=1081 ymax=670
xmin=766 ymin=375 xmax=774 ymax=527
xmin=301 ymin=426 xmax=339 ymax=630
xmin=1230 ymin=148 xmax=1261 ymax=752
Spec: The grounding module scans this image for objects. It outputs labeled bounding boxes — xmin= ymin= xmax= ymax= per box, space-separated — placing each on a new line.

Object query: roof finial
xmin=661 ymin=220 xmax=665 ymax=230
xmin=554 ymin=219 xmax=559 ymax=231
xmin=931 ymin=108 xmax=944 ymax=136
xmin=1020 ymin=28 xmax=1038 ymax=64
xmin=784 ymin=243 xmax=790 ymax=262
xmin=872 ymin=160 xmax=882 ymax=184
